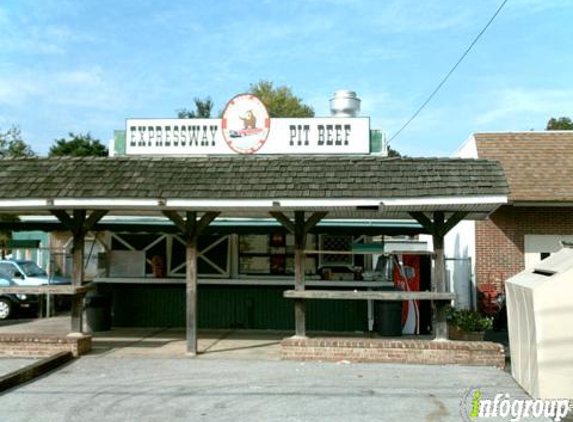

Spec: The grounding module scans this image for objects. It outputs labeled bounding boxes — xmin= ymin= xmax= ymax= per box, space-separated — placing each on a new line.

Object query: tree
xmin=248 ymin=80 xmax=314 ymax=117
xmin=49 ymin=133 xmax=108 ymax=157
xmin=0 ymin=125 xmax=35 ymax=157
xmin=546 ymin=117 xmax=573 ymax=130
xmin=0 ymin=125 xmax=30 ymax=253
xmin=387 ymin=146 xmax=401 ymax=157
xmin=177 ymin=97 xmax=214 ymax=118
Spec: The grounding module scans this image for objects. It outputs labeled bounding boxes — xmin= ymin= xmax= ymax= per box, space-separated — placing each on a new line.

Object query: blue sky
xmin=1 ymin=0 xmax=572 ymax=156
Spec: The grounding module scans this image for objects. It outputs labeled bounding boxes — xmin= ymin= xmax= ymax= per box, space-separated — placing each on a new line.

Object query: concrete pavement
xmin=1 ymin=317 xmax=564 ymax=421
xmin=0 ymin=358 xmax=550 ymax=422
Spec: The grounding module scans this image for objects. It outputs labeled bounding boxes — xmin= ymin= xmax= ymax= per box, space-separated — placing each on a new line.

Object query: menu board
xmin=239 ymin=256 xmax=270 ymax=274
xmin=109 ymin=250 xmax=146 ymax=277
xmin=238 ymin=233 xmax=318 ymax=276
xmin=239 ymin=235 xmax=270 ymax=254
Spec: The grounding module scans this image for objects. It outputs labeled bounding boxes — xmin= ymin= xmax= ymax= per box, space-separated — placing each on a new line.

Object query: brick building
xmin=448 ymin=131 xmax=573 ymax=311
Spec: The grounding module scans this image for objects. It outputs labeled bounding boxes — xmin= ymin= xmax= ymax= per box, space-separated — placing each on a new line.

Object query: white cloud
xmin=476 ymin=88 xmax=573 ymax=126
xmin=375 ymin=1 xmax=474 ymax=33
xmin=510 ymin=0 xmax=572 ymax=14
xmin=0 ymin=2 xmax=95 ymax=56
xmin=0 ymin=65 xmax=125 ymax=112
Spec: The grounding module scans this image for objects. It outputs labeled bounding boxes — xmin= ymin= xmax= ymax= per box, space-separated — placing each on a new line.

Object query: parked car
xmin=0 ymin=260 xmax=70 ymax=286
xmin=0 ymin=273 xmax=39 ymax=320
xmin=0 ymin=260 xmax=71 ymax=314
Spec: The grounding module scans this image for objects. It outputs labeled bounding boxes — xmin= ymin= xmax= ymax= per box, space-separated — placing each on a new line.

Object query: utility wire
xmin=388 ymin=0 xmax=509 ymax=143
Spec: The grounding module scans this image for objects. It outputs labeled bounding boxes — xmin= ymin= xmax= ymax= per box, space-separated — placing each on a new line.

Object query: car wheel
xmin=0 ymin=298 xmax=12 ymax=320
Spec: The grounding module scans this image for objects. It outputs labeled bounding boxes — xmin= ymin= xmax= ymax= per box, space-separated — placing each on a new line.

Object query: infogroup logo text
xmin=461 ymin=388 xmax=571 ymax=422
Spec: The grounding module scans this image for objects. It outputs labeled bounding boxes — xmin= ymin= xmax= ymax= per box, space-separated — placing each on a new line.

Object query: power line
xmin=388 ymin=0 xmax=509 ymax=143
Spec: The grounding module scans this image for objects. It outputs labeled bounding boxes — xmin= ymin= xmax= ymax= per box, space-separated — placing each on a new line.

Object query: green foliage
xmin=546 ymin=117 xmax=573 ymax=130
xmin=0 ymin=125 xmax=35 ymax=157
xmin=447 ymin=308 xmax=492 ymax=332
xmin=0 ymin=207 xmax=19 ymax=258
xmin=49 ymin=133 xmax=108 ymax=157
xmin=178 ymin=97 xmax=214 ymax=118
xmin=248 ymin=80 xmax=314 ymax=118
xmin=387 ymin=146 xmax=401 ymax=157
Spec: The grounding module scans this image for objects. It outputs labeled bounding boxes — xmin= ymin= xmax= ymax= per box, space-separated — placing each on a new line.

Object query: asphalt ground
xmin=1 ymin=317 xmax=565 ymax=421
xmin=0 ymin=358 xmax=556 ymax=422
xmin=0 ymin=358 xmax=39 ymax=376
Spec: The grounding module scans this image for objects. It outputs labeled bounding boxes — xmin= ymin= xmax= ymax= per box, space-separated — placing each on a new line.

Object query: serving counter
xmin=91 ymin=277 xmax=391 ymax=331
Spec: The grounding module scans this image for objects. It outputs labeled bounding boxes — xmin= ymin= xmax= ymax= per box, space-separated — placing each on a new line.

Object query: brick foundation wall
xmin=0 ymin=333 xmax=92 ymax=358
xmin=281 ymin=337 xmax=505 ymax=368
xmin=476 ymin=205 xmax=573 ymax=292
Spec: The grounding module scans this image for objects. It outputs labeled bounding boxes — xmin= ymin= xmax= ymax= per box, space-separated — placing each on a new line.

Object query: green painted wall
xmin=113 ymin=130 xmax=126 ymax=156
xmin=108 ymin=284 xmax=368 ymax=332
xmin=12 ymin=231 xmax=50 ymax=267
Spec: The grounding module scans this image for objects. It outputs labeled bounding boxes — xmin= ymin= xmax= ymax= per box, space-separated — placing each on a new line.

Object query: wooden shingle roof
xmin=0 ymin=155 xmax=507 ymax=200
xmin=474 ymin=131 xmax=573 ymax=203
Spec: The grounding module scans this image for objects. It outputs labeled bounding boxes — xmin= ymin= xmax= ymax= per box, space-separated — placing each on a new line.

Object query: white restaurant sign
xmin=125 ymin=94 xmax=370 ymax=155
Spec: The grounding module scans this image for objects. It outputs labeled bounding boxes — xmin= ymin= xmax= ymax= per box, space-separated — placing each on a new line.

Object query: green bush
xmin=447 ymin=308 xmax=493 ymax=332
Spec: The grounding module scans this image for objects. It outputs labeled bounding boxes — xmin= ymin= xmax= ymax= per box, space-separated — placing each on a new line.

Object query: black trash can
xmin=374 ymin=287 xmax=403 ymax=336
xmin=85 ymin=292 xmax=112 ymax=332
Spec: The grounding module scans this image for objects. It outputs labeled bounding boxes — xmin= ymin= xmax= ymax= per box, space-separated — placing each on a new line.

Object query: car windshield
xmin=20 ymin=262 xmax=47 ymax=277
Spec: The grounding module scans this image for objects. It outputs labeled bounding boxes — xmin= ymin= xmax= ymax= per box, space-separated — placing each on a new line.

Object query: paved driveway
xmin=0 ymin=358 xmax=554 ymax=422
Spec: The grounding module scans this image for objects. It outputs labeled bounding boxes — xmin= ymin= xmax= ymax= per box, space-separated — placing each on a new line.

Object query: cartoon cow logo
xmin=221 ymin=94 xmax=270 ymax=154
xmin=240 ymin=110 xmax=257 ymax=130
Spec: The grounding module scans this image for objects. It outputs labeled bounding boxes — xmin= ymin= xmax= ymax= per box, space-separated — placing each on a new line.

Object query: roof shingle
xmin=474 ymin=131 xmax=573 ymax=202
xmin=0 ymin=155 xmax=507 ymax=200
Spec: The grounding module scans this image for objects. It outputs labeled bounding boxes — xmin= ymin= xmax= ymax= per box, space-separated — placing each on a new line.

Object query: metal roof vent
xmin=329 ymin=90 xmax=361 ymax=117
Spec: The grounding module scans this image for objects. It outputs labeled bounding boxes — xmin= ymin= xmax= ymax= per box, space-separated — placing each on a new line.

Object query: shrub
xmin=447 ymin=308 xmax=493 ymax=332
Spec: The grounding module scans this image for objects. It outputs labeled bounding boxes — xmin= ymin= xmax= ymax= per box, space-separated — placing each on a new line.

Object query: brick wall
xmin=281 ymin=337 xmax=505 ymax=368
xmin=0 ymin=333 xmax=92 ymax=358
xmin=476 ymin=205 xmax=573 ymax=291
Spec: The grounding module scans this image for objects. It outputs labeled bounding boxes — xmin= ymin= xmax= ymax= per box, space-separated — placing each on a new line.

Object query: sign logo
xmin=221 ymin=94 xmax=271 ymax=154
xmin=459 ymin=387 xmax=571 ymax=422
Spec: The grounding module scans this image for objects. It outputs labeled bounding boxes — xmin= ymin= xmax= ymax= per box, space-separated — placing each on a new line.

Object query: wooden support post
xmin=294 ymin=211 xmax=306 ymax=337
xmin=71 ymin=210 xmax=86 ymax=333
xmin=432 ymin=212 xmax=448 ymax=340
xmin=51 ymin=209 xmax=108 ymax=334
xmin=270 ymin=210 xmax=327 ymax=338
xmin=71 ymin=230 xmax=85 ymax=332
xmin=408 ymin=210 xmax=468 ymax=341
xmin=186 ymin=236 xmax=198 ymax=355
xmin=162 ymin=210 xmax=220 ymax=356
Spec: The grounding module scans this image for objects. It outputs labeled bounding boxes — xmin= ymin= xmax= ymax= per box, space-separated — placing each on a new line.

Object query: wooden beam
xmin=432 ymin=211 xmax=447 ymax=341
xmin=83 ymin=210 xmax=108 ymax=233
xmin=408 ymin=210 xmax=469 ymax=239
xmin=303 ymin=211 xmax=328 ymax=235
xmin=293 ymin=211 xmax=306 ymax=337
xmin=50 ymin=209 xmax=108 ymax=334
xmin=163 ymin=211 xmax=221 ymax=241
xmin=437 ymin=211 xmax=469 ymax=237
xmin=185 ymin=211 xmax=198 ymax=237
xmin=51 ymin=209 xmax=106 ymax=235
xmin=72 ymin=210 xmax=87 ymax=233
xmin=293 ymin=211 xmax=305 ymax=292
xmin=161 ymin=210 xmax=219 ymax=356
xmin=195 ymin=211 xmax=220 ymax=235
xmin=50 ymin=210 xmax=76 ymax=232
xmin=270 ymin=210 xmax=330 ymax=338
xmin=433 ymin=211 xmax=445 ymax=230
xmin=0 ymin=285 xmax=91 ymax=295
xmin=71 ymin=229 xmax=85 ymax=333
xmin=186 ymin=237 xmax=198 ymax=356
xmin=162 ymin=210 xmax=187 ymax=234
xmin=269 ymin=211 xmax=295 ymax=234
xmin=284 ymin=290 xmax=456 ymax=301
xmin=408 ymin=211 xmax=435 ymax=234
xmin=409 ymin=211 xmax=461 ymax=341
